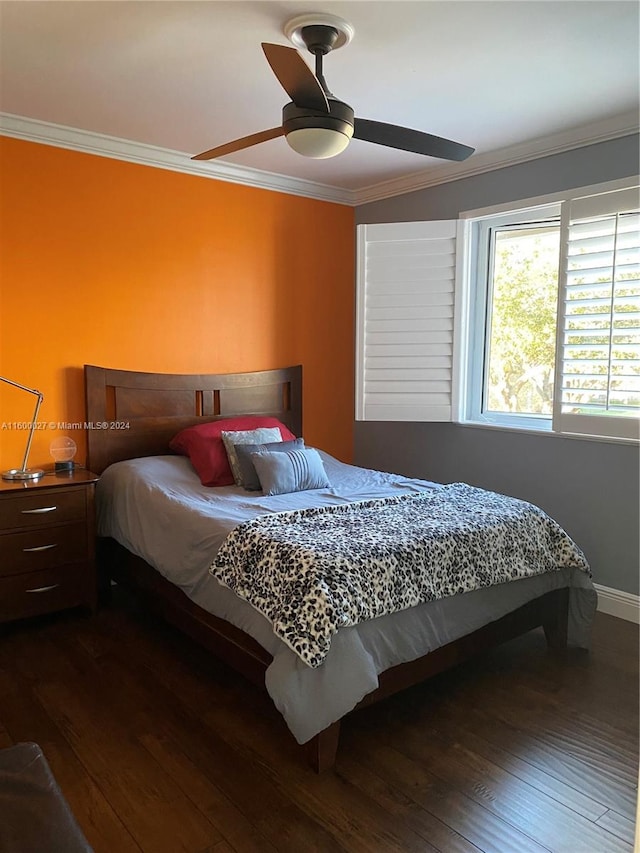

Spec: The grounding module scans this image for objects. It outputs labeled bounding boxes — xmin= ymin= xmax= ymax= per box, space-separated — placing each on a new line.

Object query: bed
xmin=85 ymin=363 xmax=597 ymax=771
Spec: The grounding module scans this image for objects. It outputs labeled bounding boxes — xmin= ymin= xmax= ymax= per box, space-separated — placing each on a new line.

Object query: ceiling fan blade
xmin=261 ymin=43 xmax=329 ymax=113
xmin=191 ymin=127 xmax=285 ymax=161
xmin=353 ymin=118 xmax=474 ymax=161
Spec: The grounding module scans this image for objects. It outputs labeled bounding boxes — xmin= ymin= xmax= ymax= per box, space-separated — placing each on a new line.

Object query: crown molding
xmin=352 ymin=110 xmax=640 ymax=206
xmin=0 ymin=113 xmax=353 ymax=206
xmin=1 ymin=110 xmax=638 ymax=208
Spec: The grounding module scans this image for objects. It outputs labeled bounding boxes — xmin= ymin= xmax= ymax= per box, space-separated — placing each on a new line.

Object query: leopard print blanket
xmin=210 ymin=484 xmax=590 ymax=668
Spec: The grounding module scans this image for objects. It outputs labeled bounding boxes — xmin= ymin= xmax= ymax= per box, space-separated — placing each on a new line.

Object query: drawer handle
xmin=23 ymin=544 xmax=58 ymax=553
xmin=21 ymin=506 xmax=57 ymax=514
xmin=25 ymin=584 xmax=60 ymax=594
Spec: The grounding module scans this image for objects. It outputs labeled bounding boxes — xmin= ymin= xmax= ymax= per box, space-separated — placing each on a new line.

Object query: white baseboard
xmin=594 ymin=583 xmax=640 ymax=624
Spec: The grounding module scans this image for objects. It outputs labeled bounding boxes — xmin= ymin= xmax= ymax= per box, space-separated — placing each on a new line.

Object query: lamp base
xmin=2 ymin=467 xmax=45 ymax=481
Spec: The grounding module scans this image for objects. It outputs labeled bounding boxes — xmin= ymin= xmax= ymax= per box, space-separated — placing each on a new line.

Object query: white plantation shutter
xmin=356 ymin=220 xmax=464 ymax=421
xmin=556 ymin=185 xmax=640 ymax=440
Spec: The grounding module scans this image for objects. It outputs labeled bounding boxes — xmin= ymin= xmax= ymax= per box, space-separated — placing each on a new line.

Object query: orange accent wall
xmin=0 ymin=137 xmax=354 ymax=471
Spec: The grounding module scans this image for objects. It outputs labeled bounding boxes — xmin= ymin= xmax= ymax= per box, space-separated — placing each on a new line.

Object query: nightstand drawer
xmin=0 ymin=523 xmax=87 ymax=578
xmin=0 ymin=565 xmax=88 ymax=623
xmin=0 ymin=488 xmax=86 ymax=531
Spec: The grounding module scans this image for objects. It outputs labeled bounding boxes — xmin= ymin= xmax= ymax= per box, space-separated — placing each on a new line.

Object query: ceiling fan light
xmin=285 ymin=126 xmax=352 ymax=159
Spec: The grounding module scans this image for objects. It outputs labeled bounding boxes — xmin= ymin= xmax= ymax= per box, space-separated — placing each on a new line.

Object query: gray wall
xmin=355 ymin=134 xmax=640 ymax=595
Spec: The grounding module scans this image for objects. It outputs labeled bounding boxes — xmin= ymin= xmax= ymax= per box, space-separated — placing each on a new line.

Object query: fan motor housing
xmin=282 ymin=99 xmax=354 ymax=137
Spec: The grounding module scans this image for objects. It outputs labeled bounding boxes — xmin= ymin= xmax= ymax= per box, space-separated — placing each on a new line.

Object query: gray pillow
xmin=251 ymin=447 xmax=330 ymax=496
xmin=221 ymin=427 xmax=282 ymax=486
xmin=235 ymin=438 xmax=305 ymax=491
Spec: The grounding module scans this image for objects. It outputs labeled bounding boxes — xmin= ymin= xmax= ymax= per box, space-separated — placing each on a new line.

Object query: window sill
xmin=457 ymin=419 xmax=640 ymax=447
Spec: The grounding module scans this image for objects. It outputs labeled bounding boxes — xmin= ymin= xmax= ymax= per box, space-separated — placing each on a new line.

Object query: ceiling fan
xmin=192 ymin=14 xmax=475 ymax=163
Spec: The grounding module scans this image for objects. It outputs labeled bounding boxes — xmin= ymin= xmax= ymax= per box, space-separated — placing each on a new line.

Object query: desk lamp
xmin=0 ymin=376 xmax=45 ymax=480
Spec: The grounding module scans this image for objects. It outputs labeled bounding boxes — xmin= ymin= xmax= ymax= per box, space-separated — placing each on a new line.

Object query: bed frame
xmin=85 ymin=364 xmax=569 ymax=772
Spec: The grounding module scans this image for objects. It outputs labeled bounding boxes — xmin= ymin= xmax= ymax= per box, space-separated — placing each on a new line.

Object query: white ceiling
xmin=0 ymin=0 xmax=638 ymax=194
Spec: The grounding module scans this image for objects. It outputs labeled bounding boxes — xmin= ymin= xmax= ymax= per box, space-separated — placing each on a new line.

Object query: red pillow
xmin=169 ymin=416 xmax=296 ymax=486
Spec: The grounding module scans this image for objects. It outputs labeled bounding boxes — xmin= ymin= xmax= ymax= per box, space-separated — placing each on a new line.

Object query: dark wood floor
xmin=0 ymin=590 xmax=637 ymax=853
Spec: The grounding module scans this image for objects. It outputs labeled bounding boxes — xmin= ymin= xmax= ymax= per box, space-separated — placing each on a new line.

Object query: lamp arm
xmin=20 ymin=392 xmax=44 ymax=472
xmin=0 ymin=376 xmax=43 ymax=397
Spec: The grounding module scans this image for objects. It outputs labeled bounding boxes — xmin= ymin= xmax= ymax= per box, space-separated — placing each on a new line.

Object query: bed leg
xmin=543 ymin=588 xmax=569 ymax=651
xmin=307 ymin=721 xmax=341 ymax=773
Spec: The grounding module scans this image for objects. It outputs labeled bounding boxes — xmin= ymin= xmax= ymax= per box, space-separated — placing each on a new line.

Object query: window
xmin=467 ymin=205 xmax=561 ymax=430
xmin=356 ymin=179 xmax=640 ymax=442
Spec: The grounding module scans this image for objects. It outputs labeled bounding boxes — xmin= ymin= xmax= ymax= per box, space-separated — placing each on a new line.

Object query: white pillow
xmin=221 ymin=427 xmax=282 ymax=486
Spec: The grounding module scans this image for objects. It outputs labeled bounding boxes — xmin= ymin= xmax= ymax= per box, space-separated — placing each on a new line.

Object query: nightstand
xmin=0 ymin=470 xmax=99 ymax=624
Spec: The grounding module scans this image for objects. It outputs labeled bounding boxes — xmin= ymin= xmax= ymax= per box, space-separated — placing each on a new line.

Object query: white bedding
xmin=97 ymin=451 xmax=441 ymax=588
xmin=97 ymin=453 xmax=597 ymax=743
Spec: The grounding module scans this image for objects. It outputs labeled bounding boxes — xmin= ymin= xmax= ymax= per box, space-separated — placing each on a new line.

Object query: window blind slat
xmin=367 ymin=318 xmax=453 ymax=334
xmin=366 ymin=271 xmax=454 ymax=289
xmin=367 ymin=292 xmax=454 ymax=308
xmin=367 ymin=330 xmax=453 ymax=345
xmin=367 ymin=381 xmax=451 ymax=395
xmin=367 ymin=305 xmax=453 ymax=320
xmin=365 ymin=343 xmax=452 ymax=357
xmin=365 ymin=368 xmax=451 ymax=381
xmin=367 ymin=238 xmax=455 ymax=258
xmin=365 ymin=355 xmax=452 ymax=369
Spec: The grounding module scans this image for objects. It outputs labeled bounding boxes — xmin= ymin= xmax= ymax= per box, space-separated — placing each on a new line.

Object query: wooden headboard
xmin=84 ymin=365 xmax=302 ymax=474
